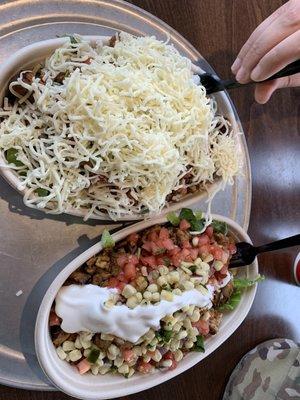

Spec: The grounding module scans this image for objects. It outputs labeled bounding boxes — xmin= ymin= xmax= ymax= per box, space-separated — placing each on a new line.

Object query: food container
xmin=0 ymin=36 xmax=237 ymax=221
xmin=35 ymin=214 xmax=258 ymax=399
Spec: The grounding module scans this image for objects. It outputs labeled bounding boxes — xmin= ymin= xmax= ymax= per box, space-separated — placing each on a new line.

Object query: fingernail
xmin=251 ymin=65 xmax=261 ymax=81
xmin=236 ymin=66 xmax=248 ymax=83
xmin=231 ymin=58 xmax=241 ymax=74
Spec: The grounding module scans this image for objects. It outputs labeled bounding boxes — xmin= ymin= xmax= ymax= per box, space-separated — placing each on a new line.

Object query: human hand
xmin=231 ymin=0 xmax=300 ymax=104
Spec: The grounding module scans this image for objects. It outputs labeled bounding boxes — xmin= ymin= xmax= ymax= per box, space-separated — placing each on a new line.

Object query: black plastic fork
xmin=200 ymin=59 xmax=300 ymax=94
xmin=228 ymin=234 xmax=300 ymax=268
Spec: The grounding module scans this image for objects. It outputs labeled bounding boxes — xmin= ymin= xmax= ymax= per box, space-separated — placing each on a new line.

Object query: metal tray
xmin=0 ymin=0 xmax=251 ymax=391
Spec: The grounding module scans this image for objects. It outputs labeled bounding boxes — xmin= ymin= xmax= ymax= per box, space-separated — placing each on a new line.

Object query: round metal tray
xmin=0 ymin=0 xmax=251 ymax=391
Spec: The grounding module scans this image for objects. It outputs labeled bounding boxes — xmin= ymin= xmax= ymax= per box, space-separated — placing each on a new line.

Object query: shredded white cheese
xmin=0 ymin=33 xmax=240 ymax=219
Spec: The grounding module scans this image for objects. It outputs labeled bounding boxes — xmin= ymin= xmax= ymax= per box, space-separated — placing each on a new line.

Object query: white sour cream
xmin=55 ymin=274 xmax=231 ymax=343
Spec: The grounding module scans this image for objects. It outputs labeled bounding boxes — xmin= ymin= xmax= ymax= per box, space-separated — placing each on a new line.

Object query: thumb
xmin=254 ymin=73 xmax=300 ymax=104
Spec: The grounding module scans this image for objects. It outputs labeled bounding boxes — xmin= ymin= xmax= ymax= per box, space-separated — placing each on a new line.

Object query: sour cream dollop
xmin=55 ymin=274 xmax=231 ymax=343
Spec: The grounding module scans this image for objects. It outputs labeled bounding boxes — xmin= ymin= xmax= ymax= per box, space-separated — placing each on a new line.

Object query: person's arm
xmin=231 ymin=0 xmax=300 ymax=104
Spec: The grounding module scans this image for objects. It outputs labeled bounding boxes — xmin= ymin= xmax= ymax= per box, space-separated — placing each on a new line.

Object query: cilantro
xmin=5 ymin=148 xmax=24 ymax=167
xmin=193 ymin=335 xmax=205 ymax=352
xmin=101 ymin=229 xmax=115 ymax=249
xmin=166 ymin=212 xmax=180 ymax=226
xmin=179 ymin=208 xmax=205 ymax=231
xmin=35 ymin=188 xmax=50 ymax=197
xmin=211 ymin=220 xmax=228 ymax=235
xmin=233 ymin=275 xmax=265 ymax=289
xmin=189 ymin=265 xmax=197 ymax=273
xmin=87 ymin=348 xmax=100 ymax=364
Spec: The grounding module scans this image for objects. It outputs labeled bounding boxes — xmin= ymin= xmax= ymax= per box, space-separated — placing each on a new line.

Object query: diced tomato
xmin=117 ymin=271 xmax=126 ymax=282
xmin=162 ymin=238 xmax=175 ymax=251
xmin=142 ymin=242 xmax=152 ymax=252
xmin=140 ymin=255 xmax=157 ymax=268
xmin=219 ymin=264 xmax=228 ymax=275
xmin=205 ymin=226 xmax=214 ymax=238
xmin=156 ymin=255 xmax=168 ymax=266
xmin=211 ymin=245 xmax=223 ymax=261
xmin=179 ymin=219 xmax=191 ymax=231
xmin=148 ymin=230 xmax=159 ymax=242
xmin=124 ymin=263 xmax=136 ymax=280
xmin=221 ymin=250 xmax=229 ymax=264
xmin=137 ymin=361 xmax=153 ymax=374
xmin=228 ymin=243 xmax=237 ymax=254
xmin=168 ymin=246 xmax=181 ymax=256
xmin=189 ymin=248 xmax=199 ymax=260
xmin=159 ymin=227 xmax=169 ymax=240
xmin=116 ymin=254 xmax=128 ymax=268
xmin=151 ymin=241 xmax=164 ymax=254
xmin=128 ymin=232 xmax=139 ymax=246
xmin=198 ymin=234 xmax=210 ymax=246
xmin=163 ymin=351 xmax=177 ymax=370
xmin=116 ymin=281 xmax=126 ymax=291
xmin=181 ymin=248 xmax=191 ymax=260
xmin=192 ymin=319 xmax=210 ymax=336
xmin=198 ymin=244 xmax=210 ymax=255
xmin=128 ymin=254 xmax=139 ymax=265
xmin=123 ymin=349 xmax=135 ymax=363
xmin=49 ymin=311 xmax=60 ymax=326
xmin=107 ymin=277 xmax=119 ymax=288
xmin=182 ymin=240 xmax=192 ymax=249
xmin=76 ymin=359 xmax=91 ymax=375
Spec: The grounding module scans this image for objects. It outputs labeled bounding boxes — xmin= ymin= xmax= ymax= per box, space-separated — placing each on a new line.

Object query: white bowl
xmin=35 ymin=214 xmax=258 ymax=399
xmin=0 ymin=36 xmax=236 ymax=221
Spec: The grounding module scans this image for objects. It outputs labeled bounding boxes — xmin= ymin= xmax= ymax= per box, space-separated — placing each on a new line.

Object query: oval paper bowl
xmin=0 ymin=36 xmax=238 ymax=221
xmin=35 ymin=214 xmax=258 ymax=399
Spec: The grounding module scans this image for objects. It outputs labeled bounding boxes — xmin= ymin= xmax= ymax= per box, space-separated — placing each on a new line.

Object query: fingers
xmin=231 ymin=2 xmax=285 ymax=74
xmin=232 ymin=0 xmax=300 ymax=82
xmin=251 ymin=30 xmax=300 ymax=81
xmin=254 ymin=73 xmax=300 ymax=103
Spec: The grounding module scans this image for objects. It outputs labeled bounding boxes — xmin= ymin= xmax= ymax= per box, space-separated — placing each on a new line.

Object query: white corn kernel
xmin=107 ymin=352 xmax=116 ymax=360
xmin=170 ymin=341 xmax=180 ymax=351
xmin=91 ymin=365 xmax=99 ymax=375
xmin=118 ymin=364 xmax=129 ymax=374
xmin=151 ymin=292 xmax=160 ymax=302
xmin=99 ymin=365 xmax=110 ymax=375
xmin=65 ymin=354 xmax=70 ymax=362
xmin=56 ymin=346 xmax=67 ymax=360
xmin=122 ymin=284 xmax=137 ymax=298
xmin=135 ymin=292 xmax=143 ymax=302
xmin=187 ymin=305 xmax=195 ymax=316
xmin=128 ymin=368 xmax=135 ymax=377
xmin=177 ymin=330 xmax=188 ymax=340
xmin=173 ymin=322 xmax=182 ymax=332
xmin=214 ymin=260 xmax=223 ymax=271
xmin=192 ymin=237 xmax=199 ymax=247
xmin=75 ymin=336 xmax=83 ymax=349
xmin=96 ymin=359 xmax=104 ymax=367
xmin=203 ymin=311 xmax=211 ymax=321
xmin=147 ymin=283 xmax=158 ymax=293
xmin=185 ymin=340 xmax=194 ymax=349
xmin=101 ymin=333 xmax=114 ymax=341
xmin=141 ymin=266 xmax=148 ymax=276
xmin=173 ymin=288 xmax=182 ymax=296
xmin=114 ymin=357 xmax=124 ymax=368
xmin=62 ymin=341 xmax=75 ymax=352
xmin=161 ymin=359 xmax=172 ymax=368
xmin=157 ymin=276 xmax=168 ymax=287
xmin=183 ymin=281 xmax=194 ymax=291
xmin=161 ymin=290 xmax=173 ymax=301
xmin=69 ymin=349 xmax=82 ymax=362
xmin=169 ymin=271 xmax=180 ymax=284
xmin=174 ymin=350 xmax=183 ymax=362
xmin=150 ymin=270 xmax=160 ymax=280
xmin=133 ymin=346 xmax=142 ymax=356
xmin=143 ymin=291 xmax=152 ymax=300
xmin=183 ymin=319 xmax=192 ymax=329
xmin=83 ymin=349 xmax=91 ymax=357
xmin=81 ymin=340 xmax=92 ymax=350
xmin=159 ymin=266 xmax=169 ymax=275
xmin=141 ymin=346 xmax=148 ymax=355
xmin=108 ymin=344 xmax=119 ymax=356
xmin=126 ymin=296 xmax=139 ymax=309
xmin=203 ymin=254 xmax=214 ymax=263
xmin=80 ymin=332 xmax=93 ymax=342
xmin=151 ymin=350 xmax=162 ymax=362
